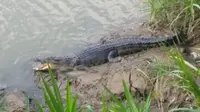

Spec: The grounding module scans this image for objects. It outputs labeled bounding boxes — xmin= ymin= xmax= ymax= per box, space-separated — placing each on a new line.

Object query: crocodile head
xmin=32 ymin=56 xmax=74 ymax=72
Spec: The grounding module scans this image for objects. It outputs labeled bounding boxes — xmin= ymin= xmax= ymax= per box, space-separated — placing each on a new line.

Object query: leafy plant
xmin=103 ymin=80 xmax=152 ymax=112
xmin=0 ymin=96 xmax=7 ymax=112
xmin=146 ymin=0 xmax=200 ymax=41
xmin=150 ymin=48 xmax=200 ymax=111
xmin=34 ymin=64 xmax=79 ymax=112
xmin=33 ymin=66 xmax=152 ymax=112
xmin=168 ymin=48 xmax=200 ymax=107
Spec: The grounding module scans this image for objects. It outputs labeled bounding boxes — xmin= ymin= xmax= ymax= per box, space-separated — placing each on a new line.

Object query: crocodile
xmin=33 ymin=35 xmax=180 ymax=72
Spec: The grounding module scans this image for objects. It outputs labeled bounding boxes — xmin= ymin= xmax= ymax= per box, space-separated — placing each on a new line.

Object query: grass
xmin=150 ymin=47 xmax=200 ymax=111
xmin=169 ymin=48 xmax=200 ymax=106
xmin=0 ymin=94 xmax=7 ymax=112
xmin=144 ymin=0 xmax=200 ymax=109
xmin=34 ymin=64 xmax=79 ymax=112
xmin=102 ymin=80 xmax=152 ymax=112
xmin=167 ymin=48 xmax=200 ymax=111
xmin=145 ymin=0 xmax=200 ymax=41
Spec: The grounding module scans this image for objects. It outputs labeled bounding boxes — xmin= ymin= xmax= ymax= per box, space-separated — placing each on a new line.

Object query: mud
xmin=32 ymin=25 xmax=199 ymax=112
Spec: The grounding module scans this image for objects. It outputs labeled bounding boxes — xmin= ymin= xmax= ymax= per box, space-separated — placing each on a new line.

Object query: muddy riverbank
xmin=31 ymin=25 xmax=198 ymax=112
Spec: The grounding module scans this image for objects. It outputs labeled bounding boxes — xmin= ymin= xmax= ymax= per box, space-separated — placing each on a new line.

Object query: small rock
xmin=3 ymin=89 xmax=34 ymax=112
xmin=0 ymin=84 xmax=7 ymax=96
xmin=0 ymin=84 xmax=7 ymax=90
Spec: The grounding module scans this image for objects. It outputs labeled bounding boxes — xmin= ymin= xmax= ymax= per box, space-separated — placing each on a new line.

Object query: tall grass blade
xmin=122 ymin=80 xmax=138 ymax=111
xmin=86 ymin=105 xmax=96 ymax=112
xmin=104 ymin=85 xmax=126 ymax=112
xmin=66 ymin=79 xmax=72 ymax=112
xmin=101 ymin=93 xmax=108 ymax=112
xmin=43 ymin=89 xmax=56 ymax=112
xmin=47 ymin=64 xmax=64 ymax=111
xmin=169 ymin=108 xmax=199 ymax=112
xmin=193 ymin=4 xmax=200 ymax=9
xmin=41 ymin=76 xmax=60 ymax=111
xmin=71 ymin=96 xmax=78 ymax=112
xmin=34 ymin=99 xmax=44 ymax=112
xmin=24 ymin=93 xmax=30 ymax=112
xmin=142 ymin=93 xmax=151 ymax=112
xmin=168 ymin=48 xmax=200 ymax=106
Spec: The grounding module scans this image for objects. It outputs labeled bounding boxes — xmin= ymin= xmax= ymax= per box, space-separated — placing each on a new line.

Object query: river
xmin=0 ymin=0 xmax=148 ymax=96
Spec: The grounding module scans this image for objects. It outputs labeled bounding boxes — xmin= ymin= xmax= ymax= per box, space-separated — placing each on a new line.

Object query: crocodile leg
xmin=70 ymin=57 xmax=98 ymax=73
xmin=108 ymin=50 xmax=122 ymax=63
xmin=73 ymin=65 xmax=98 ymax=73
xmin=99 ymin=38 xmax=107 ymax=44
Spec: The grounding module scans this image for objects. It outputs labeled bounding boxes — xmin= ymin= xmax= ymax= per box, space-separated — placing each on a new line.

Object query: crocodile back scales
xmin=75 ymin=36 xmax=177 ymax=59
xmin=71 ymin=36 xmax=178 ymax=66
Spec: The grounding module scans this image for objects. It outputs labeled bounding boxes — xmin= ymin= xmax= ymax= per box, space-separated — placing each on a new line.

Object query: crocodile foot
xmin=108 ymin=57 xmax=122 ymax=63
xmin=74 ymin=65 xmax=98 ymax=73
xmin=99 ymin=38 xmax=107 ymax=44
xmin=108 ymin=50 xmax=122 ymax=63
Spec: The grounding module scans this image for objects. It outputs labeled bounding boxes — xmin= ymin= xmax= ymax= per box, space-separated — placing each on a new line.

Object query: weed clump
xmin=146 ymin=0 xmax=200 ymax=43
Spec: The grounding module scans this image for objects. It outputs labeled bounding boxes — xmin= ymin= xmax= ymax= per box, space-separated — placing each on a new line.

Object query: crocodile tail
xmin=161 ymin=35 xmax=182 ymax=46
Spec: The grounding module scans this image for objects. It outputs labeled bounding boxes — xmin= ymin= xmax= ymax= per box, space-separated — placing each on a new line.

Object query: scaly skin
xmin=33 ymin=36 xmax=179 ymax=71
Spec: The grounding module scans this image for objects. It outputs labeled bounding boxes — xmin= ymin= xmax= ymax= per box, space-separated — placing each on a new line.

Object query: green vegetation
xmin=0 ymin=94 xmax=7 ymax=112
xmin=34 ymin=64 xmax=152 ymax=112
xmin=101 ymin=80 xmax=152 ymax=112
xmin=151 ymin=48 xmax=200 ymax=111
xmin=144 ymin=0 xmax=200 ymax=110
xmin=169 ymin=48 xmax=200 ymax=107
xmin=34 ymin=65 xmax=79 ymax=112
xmin=146 ymin=0 xmax=200 ymax=40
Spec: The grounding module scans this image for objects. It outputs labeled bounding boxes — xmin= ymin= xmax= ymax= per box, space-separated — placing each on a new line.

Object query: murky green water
xmin=0 ymin=0 xmax=147 ymax=94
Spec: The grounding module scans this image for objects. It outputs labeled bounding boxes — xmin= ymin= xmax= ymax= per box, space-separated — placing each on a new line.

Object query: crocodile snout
xmin=32 ymin=62 xmax=55 ymax=71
